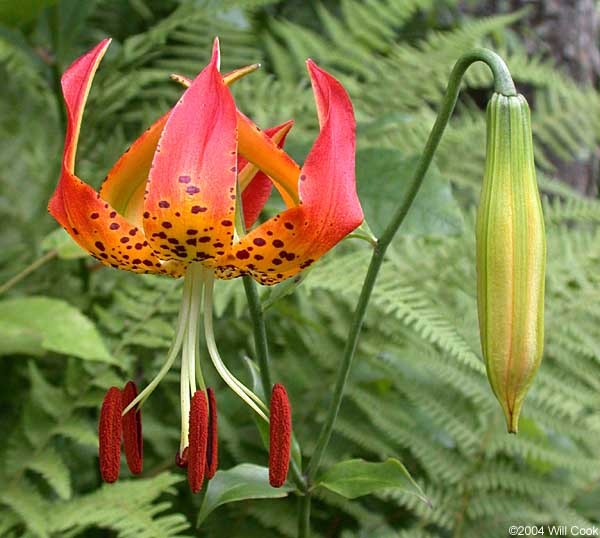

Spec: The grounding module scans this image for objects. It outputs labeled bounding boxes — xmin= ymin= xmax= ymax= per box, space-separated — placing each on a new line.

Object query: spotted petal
xmin=48 ymin=39 xmax=183 ymax=276
xmin=143 ymin=39 xmax=238 ymax=265
xmin=171 ymin=74 xmax=301 ymax=209
xmin=214 ymin=60 xmax=363 ymax=285
xmin=101 ymin=65 xmax=261 ymax=230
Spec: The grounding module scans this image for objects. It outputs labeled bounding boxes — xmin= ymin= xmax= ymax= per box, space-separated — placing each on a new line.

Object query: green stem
xmin=242 ymin=276 xmax=272 ymax=397
xmin=298 ymin=495 xmax=311 ymax=538
xmin=0 ymin=250 xmax=58 ymax=295
xmin=305 ymin=48 xmax=516 ymax=491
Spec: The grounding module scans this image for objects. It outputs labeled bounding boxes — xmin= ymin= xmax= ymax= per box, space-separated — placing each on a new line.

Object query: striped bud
xmin=99 ymin=387 xmax=122 ymax=483
xmin=122 ymin=381 xmax=143 ymax=475
xmin=269 ymin=383 xmax=291 ymax=488
xmin=188 ymin=390 xmax=209 ymax=493
xmin=476 ymin=92 xmax=546 ymax=434
xmin=205 ymin=388 xmax=219 ymax=479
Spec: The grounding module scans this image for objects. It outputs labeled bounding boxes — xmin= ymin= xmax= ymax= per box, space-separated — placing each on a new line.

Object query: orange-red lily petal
xmin=239 ymin=120 xmax=294 ymax=228
xmin=213 ymin=59 xmax=363 ymax=284
xmin=48 ymin=39 xmax=185 ymax=277
xmin=142 ymin=40 xmax=238 ymax=265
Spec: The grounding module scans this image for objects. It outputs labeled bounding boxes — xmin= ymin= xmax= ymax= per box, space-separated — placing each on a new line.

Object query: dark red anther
xmin=188 ymin=390 xmax=209 ymax=493
xmin=98 ymin=386 xmax=122 ymax=483
xmin=206 ymin=388 xmax=218 ymax=479
xmin=175 ymin=447 xmax=188 ymax=468
xmin=122 ymin=381 xmax=143 ymax=475
xmin=269 ymin=383 xmax=291 ymax=488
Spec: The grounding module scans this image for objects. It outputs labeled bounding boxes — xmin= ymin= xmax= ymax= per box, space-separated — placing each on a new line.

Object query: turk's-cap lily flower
xmin=50 ymin=37 xmax=361 ymax=491
xmin=49 ymin=37 xmax=363 ymax=285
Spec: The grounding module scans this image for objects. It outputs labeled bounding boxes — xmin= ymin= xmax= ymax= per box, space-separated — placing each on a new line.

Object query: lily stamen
xmin=121 ymin=381 xmax=143 ymax=474
xmin=121 ymin=273 xmax=192 ymax=416
xmin=202 ymin=271 xmax=269 ymax=421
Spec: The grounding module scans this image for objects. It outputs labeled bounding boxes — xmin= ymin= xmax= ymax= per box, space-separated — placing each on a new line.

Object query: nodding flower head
xmin=52 ymin=37 xmax=357 ymax=491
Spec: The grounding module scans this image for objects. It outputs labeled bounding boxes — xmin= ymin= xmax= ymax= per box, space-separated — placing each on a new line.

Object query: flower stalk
xmin=296 ymin=49 xmax=518 ymax=538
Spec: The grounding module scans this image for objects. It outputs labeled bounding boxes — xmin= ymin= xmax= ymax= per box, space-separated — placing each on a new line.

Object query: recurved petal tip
xmin=211 ymin=37 xmax=221 ymax=72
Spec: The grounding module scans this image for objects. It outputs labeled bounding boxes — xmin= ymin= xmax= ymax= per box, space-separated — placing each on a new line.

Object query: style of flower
xmin=49 ymin=37 xmax=362 ymax=491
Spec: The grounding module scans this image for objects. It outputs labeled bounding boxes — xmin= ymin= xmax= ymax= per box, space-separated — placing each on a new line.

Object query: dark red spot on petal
xmin=90 ymin=212 xmax=99 ymax=219
xmin=179 ymin=175 xmax=191 ymax=183
xmin=253 ymin=238 xmax=266 ymax=246
xmin=159 ymin=200 xmax=170 ymax=208
xmin=191 ymin=206 xmax=207 ymax=214
xmin=95 ymin=241 xmax=105 ymax=251
xmin=186 ymin=186 xmax=200 ymax=195
xmin=273 ymin=240 xmax=284 ymax=248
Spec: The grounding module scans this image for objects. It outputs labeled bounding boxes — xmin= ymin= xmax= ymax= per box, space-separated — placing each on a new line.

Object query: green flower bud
xmin=476 ymin=93 xmax=546 ymax=434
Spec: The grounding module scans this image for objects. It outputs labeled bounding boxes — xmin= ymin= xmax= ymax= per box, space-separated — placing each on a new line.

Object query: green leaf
xmin=0 ymin=0 xmax=59 ymax=28
xmin=41 ymin=228 xmax=87 ymax=260
xmin=27 ymin=447 xmax=72 ymax=500
xmin=356 ymin=149 xmax=463 ymax=238
xmin=0 ymin=319 xmax=43 ymax=356
xmin=1 ymin=480 xmax=51 ymax=538
xmin=198 ymin=464 xmax=294 ymax=525
xmin=0 ymin=297 xmax=115 ymax=363
xmin=316 ymin=458 xmax=431 ymax=507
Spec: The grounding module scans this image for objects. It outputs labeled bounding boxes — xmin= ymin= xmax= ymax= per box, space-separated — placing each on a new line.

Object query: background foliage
xmin=1 ymin=1 xmax=600 ymax=537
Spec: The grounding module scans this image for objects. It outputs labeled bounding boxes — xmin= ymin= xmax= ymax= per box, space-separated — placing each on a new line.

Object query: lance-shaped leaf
xmin=316 ymin=458 xmax=431 ymax=507
xmin=197 ymin=464 xmax=294 ymax=525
